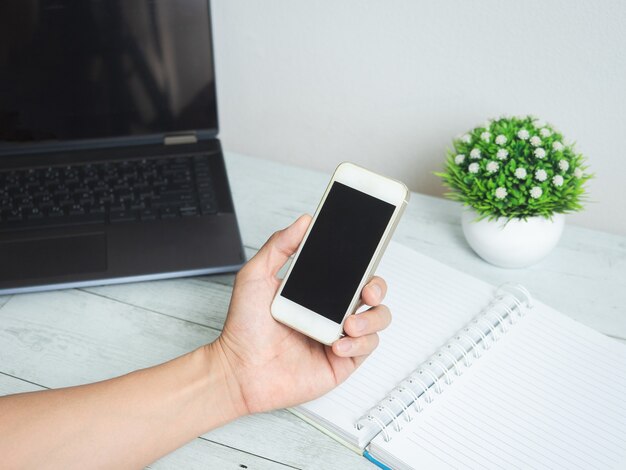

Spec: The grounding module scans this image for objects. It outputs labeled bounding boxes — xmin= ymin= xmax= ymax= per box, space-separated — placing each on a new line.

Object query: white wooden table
xmin=1 ymin=152 xmax=625 ymax=469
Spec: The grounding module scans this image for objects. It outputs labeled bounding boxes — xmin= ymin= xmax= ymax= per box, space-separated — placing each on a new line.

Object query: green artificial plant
xmin=436 ymin=115 xmax=592 ymax=220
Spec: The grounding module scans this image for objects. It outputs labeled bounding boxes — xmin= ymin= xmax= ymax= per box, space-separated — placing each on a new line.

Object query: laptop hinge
xmin=164 ymin=133 xmax=198 ymax=145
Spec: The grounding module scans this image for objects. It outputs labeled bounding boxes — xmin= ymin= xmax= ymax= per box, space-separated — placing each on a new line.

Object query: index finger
xmin=361 ymin=276 xmax=387 ymax=307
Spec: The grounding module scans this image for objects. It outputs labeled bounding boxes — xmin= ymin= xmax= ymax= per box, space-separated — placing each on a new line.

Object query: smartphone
xmin=271 ymin=162 xmax=409 ymax=345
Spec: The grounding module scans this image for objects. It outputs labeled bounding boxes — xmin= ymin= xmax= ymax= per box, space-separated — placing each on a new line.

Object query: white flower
xmin=533 ymin=119 xmax=546 ymax=128
xmin=454 ymin=154 xmax=466 ymax=165
xmin=540 ymin=128 xmax=552 ymax=138
xmin=530 ymin=186 xmax=543 ymax=199
xmin=495 ymin=187 xmax=508 ymax=200
xmin=470 ymin=148 xmax=481 ymax=159
xmin=461 ymin=134 xmax=472 ymax=144
xmin=552 ymin=175 xmax=564 ymax=187
xmin=468 ymin=162 xmax=480 ymax=173
xmin=530 ymin=136 xmax=542 ymax=147
xmin=496 ymin=149 xmax=509 ymax=160
xmin=574 ymin=167 xmax=584 ymax=178
xmin=517 ymin=129 xmax=530 ymax=140
xmin=483 ymin=120 xmax=493 ymax=129
xmin=558 ymin=159 xmax=569 ymax=172
xmin=514 ymin=167 xmax=527 ymax=179
xmin=486 ymin=161 xmax=499 ymax=173
xmin=495 ymin=134 xmax=507 ymax=145
xmin=535 ymin=169 xmax=548 ymax=182
xmin=481 ymin=131 xmax=491 ymax=143
xmin=534 ymin=147 xmax=547 ymax=159
xmin=552 ymin=141 xmax=564 ymax=151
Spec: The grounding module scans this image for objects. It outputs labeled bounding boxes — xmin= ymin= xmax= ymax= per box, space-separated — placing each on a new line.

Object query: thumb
xmin=249 ymin=214 xmax=312 ymax=278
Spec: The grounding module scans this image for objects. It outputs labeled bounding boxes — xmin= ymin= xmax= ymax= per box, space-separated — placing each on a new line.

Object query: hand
xmin=210 ymin=215 xmax=391 ymax=415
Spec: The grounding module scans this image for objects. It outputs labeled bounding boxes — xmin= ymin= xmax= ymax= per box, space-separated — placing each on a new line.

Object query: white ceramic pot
xmin=461 ymin=210 xmax=565 ymax=268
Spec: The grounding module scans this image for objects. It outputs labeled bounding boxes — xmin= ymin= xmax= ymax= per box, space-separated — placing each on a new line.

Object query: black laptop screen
xmin=0 ymin=0 xmax=217 ymax=145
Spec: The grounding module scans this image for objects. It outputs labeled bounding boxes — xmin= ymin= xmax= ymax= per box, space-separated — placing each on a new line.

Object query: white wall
xmin=212 ymin=0 xmax=626 ymax=235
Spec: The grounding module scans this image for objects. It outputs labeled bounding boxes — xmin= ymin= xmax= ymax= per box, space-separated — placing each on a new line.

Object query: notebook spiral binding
xmin=355 ymin=283 xmax=534 ymax=442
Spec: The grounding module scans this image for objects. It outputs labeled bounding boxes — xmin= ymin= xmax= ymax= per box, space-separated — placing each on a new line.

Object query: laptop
xmin=0 ymin=0 xmax=246 ymax=295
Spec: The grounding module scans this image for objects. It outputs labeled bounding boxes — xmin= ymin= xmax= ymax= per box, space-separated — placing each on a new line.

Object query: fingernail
xmin=353 ymin=316 xmax=367 ymax=333
xmin=336 ymin=339 xmax=352 ymax=353
xmin=370 ymin=283 xmax=382 ymax=299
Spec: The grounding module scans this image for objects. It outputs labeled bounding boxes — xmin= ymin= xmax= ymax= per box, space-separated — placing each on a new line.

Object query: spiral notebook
xmin=293 ymin=242 xmax=626 ymax=470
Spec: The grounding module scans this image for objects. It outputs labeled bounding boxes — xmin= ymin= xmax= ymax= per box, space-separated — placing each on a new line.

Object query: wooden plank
xmin=82 ymin=279 xmax=232 ymax=332
xmin=149 ymin=437 xmax=296 ymax=470
xmin=81 ymin=247 xmax=259 ymax=325
xmin=225 ymin=152 xmax=327 ymax=252
xmin=0 ymin=294 xmax=12 ymax=310
xmin=203 ymin=409 xmax=374 ymax=470
xmin=0 ymin=372 xmax=45 ymax=396
xmin=0 ymin=289 xmax=219 ymax=387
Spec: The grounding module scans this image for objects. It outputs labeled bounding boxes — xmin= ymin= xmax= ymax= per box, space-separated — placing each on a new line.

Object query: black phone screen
xmin=281 ymin=182 xmax=395 ymax=324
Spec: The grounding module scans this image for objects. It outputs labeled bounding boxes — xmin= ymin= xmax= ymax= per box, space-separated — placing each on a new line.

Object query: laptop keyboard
xmin=0 ymin=154 xmax=219 ymax=231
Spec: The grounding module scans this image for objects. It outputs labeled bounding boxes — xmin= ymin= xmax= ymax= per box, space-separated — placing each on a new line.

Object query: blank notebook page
xmin=370 ymin=302 xmax=626 ymax=469
xmin=299 ymin=242 xmax=496 ymax=447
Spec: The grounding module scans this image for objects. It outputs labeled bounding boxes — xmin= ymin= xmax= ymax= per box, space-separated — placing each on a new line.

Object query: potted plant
xmin=436 ymin=115 xmax=592 ymax=268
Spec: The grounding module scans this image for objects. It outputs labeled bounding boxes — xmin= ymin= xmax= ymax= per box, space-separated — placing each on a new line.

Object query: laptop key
xmin=69 ymin=205 xmax=86 ymax=216
xmin=200 ymin=202 xmax=217 ymax=215
xmin=59 ymin=197 xmax=74 ymax=207
xmin=27 ymin=208 xmax=44 ymax=219
xmin=48 ymin=207 xmax=64 ymax=217
xmin=156 ymin=193 xmax=194 ymax=205
xmin=140 ymin=208 xmax=157 ymax=221
xmin=180 ymin=206 xmax=198 ymax=216
xmin=159 ymin=207 xmax=177 ymax=219
xmin=6 ymin=209 xmax=23 ymax=221
xmin=90 ymin=205 xmax=106 ymax=215
xmin=110 ymin=210 xmax=137 ymax=223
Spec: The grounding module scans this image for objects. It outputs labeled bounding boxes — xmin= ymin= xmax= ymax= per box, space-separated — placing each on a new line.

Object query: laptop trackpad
xmin=0 ymin=233 xmax=107 ymax=282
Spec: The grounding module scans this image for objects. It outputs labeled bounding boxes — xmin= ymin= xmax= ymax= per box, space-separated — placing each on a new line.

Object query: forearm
xmin=0 ymin=343 xmax=246 ymax=469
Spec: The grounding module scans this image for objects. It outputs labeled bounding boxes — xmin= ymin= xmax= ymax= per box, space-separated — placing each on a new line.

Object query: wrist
xmin=201 ymin=339 xmax=250 ymax=420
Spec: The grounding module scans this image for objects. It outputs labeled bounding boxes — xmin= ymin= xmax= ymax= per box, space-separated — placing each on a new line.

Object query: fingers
xmin=332 ymin=304 xmax=391 ymax=358
xmin=343 ymin=304 xmax=391 ymax=337
xmin=246 ymin=214 xmax=312 ymax=278
xmin=332 ymin=333 xmax=379 ymax=358
xmin=360 ymin=276 xmax=387 ymax=307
